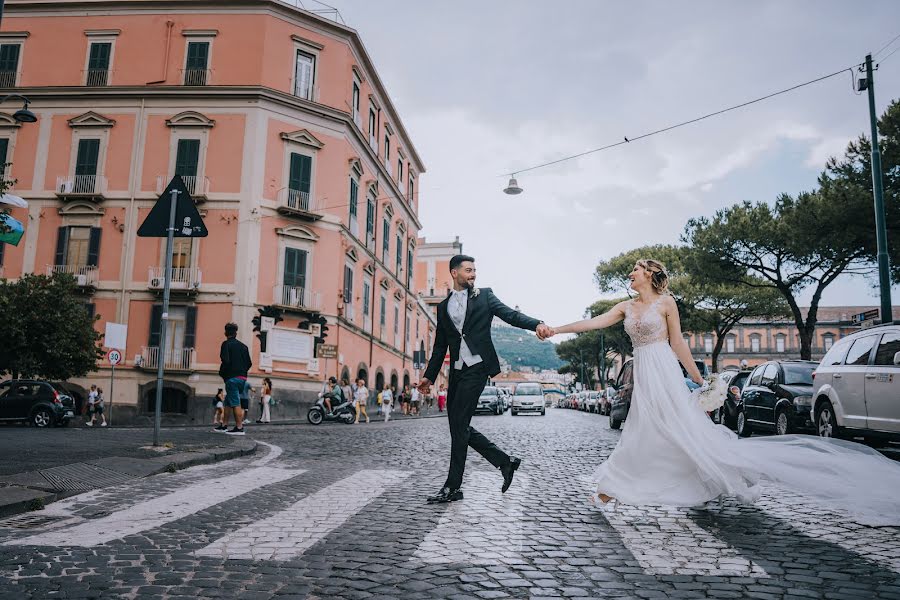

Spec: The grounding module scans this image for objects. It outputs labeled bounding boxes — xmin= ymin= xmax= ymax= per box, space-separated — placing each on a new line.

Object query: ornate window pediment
xmin=349 ymin=157 xmax=364 ymax=177
xmin=280 ymin=129 xmax=323 ymax=150
xmin=379 ymin=277 xmax=391 ymax=289
xmin=165 ymin=111 xmax=215 ymax=128
xmin=68 ymin=111 xmax=116 ymax=128
xmin=393 ymin=289 xmax=403 ymax=301
xmin=366 ymin=181 xmax=378 ymax=197
xmin=346 ymin=247 xmax=359 ymax=262
xmin=395 ymin=219 xmax=406 ymax=233
xmin=363 ymin=261 xmax=375 ymax=275
xmin=382 ymin=202 xmax=394 ymax=218
xmin=58 ymin=202 xmax=105 ymax=217
xmin=275 ymin=225 xmax=318 ymax=242
xmin=0 ymin=112 xmax=21 ymax=128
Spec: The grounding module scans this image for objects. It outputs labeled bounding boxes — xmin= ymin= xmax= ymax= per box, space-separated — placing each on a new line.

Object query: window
xmin=749 ymin=365 xmax=765 ymax=386
xmin=348 ymin=177 xmax=359 ymax=237
xmin=845 ymin=335 xmax=877 ymax=366
xmin=287 ymin=152 xmax=312 ymax=211
xmin=365 ymin=195 xmax=375 ymax=246
xmin=0 ymin=44 xmax=20 ymax=87
xmin=363 ymin=281 xmax=371 ymax=316
xmin=382 ymin=218 xmax=389 ymax=262
xmin=775 ymin=335 xmax=786 ymax=353
xmin=55 ymin=226 xmax=101 ymax=268
xmin=394 ymin=304 xmax=399 ymax=334
xmin=0 ymin=138 xmax=9 ymax=178
xmin=703 ymin=335 xmax=713 ymax=353
xmin=380 ymin=292 xmax=386 ymax=327
xmin=86 ymin=42 xmax=111 ymax=86
xmin=184 ymin=41 xmax=210 ymax=85
xmin=74 ymin=138 xmax=101 ymax=193
xmin=283 ymin=247 xmax=308 ymax=290
xmin=873 ymin=332 xmax=900 ymax=366
xmin=396 ymin=233 xmax=402 ymax=273
xmin=148 ymin=304 xmax=196 ymax=363
xmin=294 ymin=50 xmax=315 ymax=99
xmin=343 ymin=265 xmax=354 ymax=306
xmin=821 ymin=338 xmax=852 ymax=367
xmin=368 ymin=108 xmax=376 ymax=139
xmin=407 ymin=248 xmax=413 ymax=288
xmin=351 ymin=78 xmax=360 ymax=120
xmin=408 ymin=175 xmax=414 ymax=203
xmin=171 ymin=238 xmax=192 ymax=270
xmin=174 ymin=139 xmax=200 ymax=194
xmin=761 ymin=363 xmax=778 ymax=385
xmin=397 ymin=159 xmax=403 ymax=185
xmin=384 ymin=135 xmax=390 ymax=163
xmin=823 ymin=334 xmax=834 ymax=351
xmin=750 ymin=335 xmax=761 ymax=353
xmin=405 ymin=316 xmax=410 ymax=345
xmin=783 ymin=364 xmax=815 ymax=386
xmin=725 ymin=336 xmax=736 ymax=353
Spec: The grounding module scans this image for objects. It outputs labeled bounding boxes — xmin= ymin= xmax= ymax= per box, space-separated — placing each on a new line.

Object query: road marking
xmin=194 ymin=469 xmax=410 ymax=561
xmin=412 ymin=470 xmax=529 ymax=565
xmin=5 ymin=466 xmax=305 ymax=547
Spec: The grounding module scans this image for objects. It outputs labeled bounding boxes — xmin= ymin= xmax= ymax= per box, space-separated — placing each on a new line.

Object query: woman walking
xmin=354 ymin=378 xmax=370 ymax=424
xmin=213 ymin=388 xmax=225 ymax=430
xmin=400 ymin=384 xmax=411 ymax=415
xmin=437 ymin=384 xmax=447 ymax=413
xmin=259 ymin=378 xmax=273 ymax=423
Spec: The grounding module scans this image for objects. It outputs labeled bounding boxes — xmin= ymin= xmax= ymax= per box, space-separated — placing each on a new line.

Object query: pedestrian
xmin=354 ymin=378 xmax=370 ymax=424
xmin=213 ymin=388 xmax=225 ymax=429
xmin=400 ymin=384 xmax=410 ymax=415
xmin=85 ymin=384 xmax=97 ymax=425
xmin=259 ymin=378 xmax=273 ymax=423
xmin=89 ymin=387 xmax=107 ymax=427
xmin=437 ymin=384 xmax=447 ymax=412
xmin=376 ymin=388 xmax=383 ymax=415
xmin=410 ymin=383 xmax=421 ymax=416
xmin=219 ymin=322 xmax=252 ymax=435
xmin=341 ymin=378 xmax=353 ymax=412
xmin=425 ymin=391 xmax=434 ymax=413
xmin=381 ymin=387 xmax=393 ymax=422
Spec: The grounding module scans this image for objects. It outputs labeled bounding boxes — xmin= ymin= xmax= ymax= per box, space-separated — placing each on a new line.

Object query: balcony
xmin=83 ymin=68 xmax=111 ymax=86
xmin=368 ymin=133 xmax=378 ymax=154
xmin=273 ymin=284 xmax=322 ymax=312
xmin=137 ymin=347 xmax=195 ymax=372
xmin=148 ymin=266 xmax=202 ymax=294
xmin=276 ymin=188 xmax=322 ymax=221
xmin=0 ymin=71 xmax=19 ymax=87
xmin=56 ymin=175 xmax=107 ymax=202
xmin=182 ymin=68 xmax=211 ymax=86
xmin=157 ymin=175 xmax=209 ymax=201
xmin=46 ymin=264 xmax=99 ymax=291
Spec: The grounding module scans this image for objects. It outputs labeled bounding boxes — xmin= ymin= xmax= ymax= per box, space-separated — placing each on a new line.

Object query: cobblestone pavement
xmin=1 ymin=410 xmax=899 ymax=599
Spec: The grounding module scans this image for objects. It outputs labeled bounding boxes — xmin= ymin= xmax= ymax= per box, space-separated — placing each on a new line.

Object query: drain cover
xmin=0 ymin=513 xmax=67 ymax=530
xmin=39 ymin=463 xmax=134 ymax=492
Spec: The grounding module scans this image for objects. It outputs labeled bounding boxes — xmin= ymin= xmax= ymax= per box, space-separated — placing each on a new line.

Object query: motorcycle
xmin=307 ymin=395 xmax=356 ymax=425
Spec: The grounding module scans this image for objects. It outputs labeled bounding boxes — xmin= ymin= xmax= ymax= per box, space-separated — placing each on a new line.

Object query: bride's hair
xmin=636 ymin=259 xmax=670 ymax=293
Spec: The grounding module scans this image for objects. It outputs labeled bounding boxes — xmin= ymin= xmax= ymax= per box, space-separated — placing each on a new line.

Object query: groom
xmin=418 ymin=255 xmax=550 ymax=503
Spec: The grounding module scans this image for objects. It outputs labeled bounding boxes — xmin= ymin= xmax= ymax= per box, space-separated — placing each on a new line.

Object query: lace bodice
xmin=624 ymin=297 xmax=669 ymax=348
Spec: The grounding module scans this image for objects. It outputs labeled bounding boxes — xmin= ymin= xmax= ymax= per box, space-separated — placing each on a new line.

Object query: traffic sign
xmin=316 ymin=344 xmax=337 ymax=359
xmin=137 ymin=175 xmax=208 ymax=238
xmin=854 ymin=309 xmax=880 ymax=323
xmin=107 ymin=349 xmax=123 ymax=366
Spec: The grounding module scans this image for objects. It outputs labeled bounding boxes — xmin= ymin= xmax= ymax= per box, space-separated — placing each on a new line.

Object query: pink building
xmin=0 ymin=0 xmax=436 ymax=423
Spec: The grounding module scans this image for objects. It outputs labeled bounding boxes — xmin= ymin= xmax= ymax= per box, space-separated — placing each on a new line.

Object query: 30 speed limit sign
xmin=107 ymin=350 xmax=123 ymax=366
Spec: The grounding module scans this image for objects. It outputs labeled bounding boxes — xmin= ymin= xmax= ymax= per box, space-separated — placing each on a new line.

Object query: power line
xmin=880 ymin=45 xmax=900 ymax=64
xmin=875 ymin=31 xmax=900 ymax=58
xmin=504 ymin=64 xmax=862 ymax=177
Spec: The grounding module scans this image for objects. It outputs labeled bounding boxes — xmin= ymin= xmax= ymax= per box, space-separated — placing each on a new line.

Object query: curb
xmin=0 ymin=440 xmax=257 ymax=519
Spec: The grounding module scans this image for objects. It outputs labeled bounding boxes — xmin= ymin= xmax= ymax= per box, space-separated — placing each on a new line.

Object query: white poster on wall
xmin=105 ymin=323 xmax=128 ymax=350
xmin=269 ymin=328 xmax=313 ymax=363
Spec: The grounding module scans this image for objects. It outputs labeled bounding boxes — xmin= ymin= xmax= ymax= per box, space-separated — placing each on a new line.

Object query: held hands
xmin=536 ymin=323 xmax=556 ymax=340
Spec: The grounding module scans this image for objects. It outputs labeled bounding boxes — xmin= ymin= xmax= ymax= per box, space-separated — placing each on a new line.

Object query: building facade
xmin=0 ymin=0 xmax=436 ymax=423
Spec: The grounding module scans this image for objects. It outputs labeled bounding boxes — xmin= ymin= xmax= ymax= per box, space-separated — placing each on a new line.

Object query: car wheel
xmin=511 ymin=410 xmax=518 ymax=416
xmin=31 ymin=408 xmax=53 ymax=428
xmin=541 ymin=410 xmax=546 ymax=416
xmin=609 ymin=414 xmax=621 ymax=430
xmin=736 ymin=409 xmax=752 ymax=438
xmin=775 ymin=408 xmax=791 ymax=436
xmin=815 ymin=400 xmax=839 ymax=439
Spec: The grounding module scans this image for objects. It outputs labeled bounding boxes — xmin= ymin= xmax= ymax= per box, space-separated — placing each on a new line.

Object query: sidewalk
xmin=0 ymin=427 xmax=257 ymax=518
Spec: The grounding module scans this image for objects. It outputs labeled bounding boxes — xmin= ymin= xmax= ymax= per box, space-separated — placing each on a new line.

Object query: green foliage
xmin=492 ymin=322 xmax=562 ymax=371
xmin=0 ymin=273 xmax=104 ymax=380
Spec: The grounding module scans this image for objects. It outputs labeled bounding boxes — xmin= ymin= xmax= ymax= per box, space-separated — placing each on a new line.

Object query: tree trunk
xmin=711 ymin=330 xmax=727 ymax=373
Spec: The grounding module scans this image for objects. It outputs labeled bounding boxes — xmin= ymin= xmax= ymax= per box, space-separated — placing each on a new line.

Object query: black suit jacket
xmin=424 ymin=287 xmax=541 ymax=381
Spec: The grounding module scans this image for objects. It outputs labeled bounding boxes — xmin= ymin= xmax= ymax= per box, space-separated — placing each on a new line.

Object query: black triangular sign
xmin=137 ymin=176 xmax=209 ymax=238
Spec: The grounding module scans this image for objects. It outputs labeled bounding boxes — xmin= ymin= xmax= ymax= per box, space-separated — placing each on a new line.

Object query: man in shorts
xmin=219 ymin=322 xmax=252 ymax=435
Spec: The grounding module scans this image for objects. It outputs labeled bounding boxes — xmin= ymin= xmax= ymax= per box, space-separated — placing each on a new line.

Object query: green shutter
xmin=349 ymin=178 xmax=358 ymax=218
xmin=0 ymin=138 xmax=8 ymax=177
xmin=75 ymin=139 xmax=100 ymax=176
xmin=0 ymin=44 xmax=20 ymax=72
xmin=88 ymin=43 xmax=111 ymax=70
xmin=186 ymin=42 xmax=209 ymax=70
xmin=175 ymin=139 xmax=200 ymax=178
xmin=283 ymin=248 xmax=307 ymax=289
xmin=288 ymin=153 xmax=311 ymax=193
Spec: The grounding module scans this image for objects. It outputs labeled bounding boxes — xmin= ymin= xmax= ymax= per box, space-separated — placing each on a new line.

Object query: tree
xmin=684 ymin=191 xmax=872 ymax=360
xmin=0 ymin=273 xmax=104 ymax=379
xmin=587 ymin=297 xmax=633 ymax=382
xmin=555 ymin=331 xmax=600 ymax=389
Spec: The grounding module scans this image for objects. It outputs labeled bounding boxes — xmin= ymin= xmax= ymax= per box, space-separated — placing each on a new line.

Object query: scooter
xmin=307 ymin=395 xmax=356 ymax=425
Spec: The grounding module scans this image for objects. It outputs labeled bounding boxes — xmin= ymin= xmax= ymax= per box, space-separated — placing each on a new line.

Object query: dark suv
xmin=609 ymin=359 xmax=634 ymax=430
xmin=736 ymin=361 xmax=817 ymax=437
xmin=0 ymin=380 xmax=76 ymax=427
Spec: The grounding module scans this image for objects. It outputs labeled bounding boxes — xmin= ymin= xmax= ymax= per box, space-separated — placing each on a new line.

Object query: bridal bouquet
xmin=689 ymin=375 xmax=728 ymax=412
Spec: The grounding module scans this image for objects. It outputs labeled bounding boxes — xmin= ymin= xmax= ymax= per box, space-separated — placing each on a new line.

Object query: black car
xmin=609 ymin=359 xmax=634 ymax=430
xmin=476 ymin=386 xmax=503 ymax=415
xmin=0 ymin=379 xmax=76 ymax=427
xmin=736 ymin=361 xmax=817 ymax=437
xmin=718 ymin=369 xmax=752 ymax=428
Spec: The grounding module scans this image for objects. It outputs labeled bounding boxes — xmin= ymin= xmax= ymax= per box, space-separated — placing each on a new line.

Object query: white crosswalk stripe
xmin=194 ymin=469 xmax=411 ymax=561
xmin=4 ymin=466 xmax=305 ymax=547
xmin=413 ymin=470 xmax=530 ymax=565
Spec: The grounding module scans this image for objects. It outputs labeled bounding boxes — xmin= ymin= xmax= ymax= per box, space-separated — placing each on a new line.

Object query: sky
xmin=322 ymin=0 xmax=900 ymax=327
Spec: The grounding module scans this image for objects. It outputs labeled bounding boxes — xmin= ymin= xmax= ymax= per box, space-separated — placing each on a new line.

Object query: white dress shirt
xmin=449 ymin=289 xmax=482 ymax=370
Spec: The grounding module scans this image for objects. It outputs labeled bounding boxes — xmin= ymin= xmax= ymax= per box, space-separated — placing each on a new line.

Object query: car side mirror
xmin=894 ymin=351 xmax=900 ymax=366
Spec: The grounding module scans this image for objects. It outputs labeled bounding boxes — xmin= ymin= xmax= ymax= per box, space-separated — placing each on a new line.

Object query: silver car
xmin=511 ymin=383 xmax=545 ymax=416
xmin=812 ymin=324 xmax=900 ymax=441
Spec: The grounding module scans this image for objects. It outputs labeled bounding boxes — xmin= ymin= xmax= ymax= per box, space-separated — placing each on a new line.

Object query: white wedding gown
xmin=591 ymin=297 xmax=900 ymax=526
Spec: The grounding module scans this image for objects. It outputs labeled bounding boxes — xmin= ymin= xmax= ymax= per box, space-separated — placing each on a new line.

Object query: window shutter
xmin=54 ymin=227 xmax=69 ymax=266
xmin=184 ymin=306 xmax=198 ymax=349
xmin=88 ymin=43 xmax=111 ymax=70
xmin=186 ymin=42 xmax=209 ymax=70
xmin=288 ymin=153 xmax=311 ymax=193
xmin=349 ymin=178 xmax=358 ymax=218
xmin=0 ymin=241 xmax=4 ymax=266
xmin=0 ymin=138 xmax=8 ymax=177
xmin=87 ymin=227 xmax=102 ymax=267
xmin=75 ymin=139 xmax=100 ymax=177
xmin=85 ymin=303 xmax=96 ymax=321
xmin=149 ymin=304 xmax=163 ymax=347
xmin=283 ymin=248 xmax=307 ymax=289
xmin=175 ymin=139 xmax=200 ymax=178
xmin=0 ymin=44 xmax=20 ymax=72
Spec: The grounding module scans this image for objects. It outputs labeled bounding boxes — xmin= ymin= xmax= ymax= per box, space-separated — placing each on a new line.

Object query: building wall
xmin=0 ymin=0 xmax=435 ymax=423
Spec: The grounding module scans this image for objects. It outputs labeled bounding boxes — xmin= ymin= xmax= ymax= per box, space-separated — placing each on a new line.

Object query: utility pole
xmin=153 ymin=187 xmax=180 ymax=446
xmin=863 ymin=53 xmax=893 ymax=324
xmin=578 ymin=349 xmax=585 ymax=388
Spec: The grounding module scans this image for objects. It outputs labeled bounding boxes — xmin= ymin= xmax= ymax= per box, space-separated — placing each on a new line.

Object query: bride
xmin=549 ymin=258 xmax=900 ymax=526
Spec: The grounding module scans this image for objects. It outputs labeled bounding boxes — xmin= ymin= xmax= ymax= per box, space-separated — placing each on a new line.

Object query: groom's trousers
xmin=444 ymin=362 xmax=510 ymax=490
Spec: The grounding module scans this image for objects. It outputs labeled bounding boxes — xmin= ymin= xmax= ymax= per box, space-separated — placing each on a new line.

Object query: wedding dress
xmin=591 ymin=296 xmax=900 ymax=526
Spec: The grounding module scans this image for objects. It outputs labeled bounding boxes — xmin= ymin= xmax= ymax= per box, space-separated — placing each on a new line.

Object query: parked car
xmin=735 ymin=360 xmax=818 ymax=437
xmin=598 ymin=387 xmax=616 ymax=416
xmin=0 ymin=380 xmax=76 ymax=427
xmin=812 ymin=324 xmax=900 ymax=441
xmin=609 ymin=359 xmax=634 ymax=430
xmin=719 ymin=369 xmax=752 ymax=428
xmin=476 ymin=386 xmax=504 ymax=415
xmin=498 ymin=388 xmax=511 ymax=412
xmin=511 ymin=382 xmax=545 ymax=416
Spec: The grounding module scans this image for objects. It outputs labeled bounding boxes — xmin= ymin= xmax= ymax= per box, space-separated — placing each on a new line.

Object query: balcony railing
xmin=148 ymin=266 xmax=202 ymax=291
xmin=273 ymin=284 xmax=322 ymax=312
xmin=182 ymin=68 xmax=211 ymax=86
xmin=83 ymin=68 xmax=110 ymax=86
xmin=56 ymin=175 xmax=107 ymax=198
xmin=0 ymin=71 xmax=19 ymax=87
xmin=368 ymin=133 xmax=378 ymax=154
xmin=138 ymin=346 xmax=195 ymax=371
xmin=46 ymin=264 xmax=99 ymax=288
xmin=276 ymin=187 xmax=321 ymax=220
xmin=157 ymin=175 xmax=209 ymax=199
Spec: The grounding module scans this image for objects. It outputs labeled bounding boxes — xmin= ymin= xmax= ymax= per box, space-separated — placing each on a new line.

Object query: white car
xmin=812 ymin=324 xmax=900 ymax=441
xmin=511 ymin=383 xmax=545 ymax=416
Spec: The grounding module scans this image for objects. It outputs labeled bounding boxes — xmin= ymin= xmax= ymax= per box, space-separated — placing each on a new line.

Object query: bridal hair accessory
xmin=636 ymin=258 xmax=670 ymax=293
xmin=691 ymin=374 xmax=728 ymax=412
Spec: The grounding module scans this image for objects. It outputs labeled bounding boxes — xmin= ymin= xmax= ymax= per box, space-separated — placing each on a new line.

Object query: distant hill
xmin=492 ymin=321 xmax=563 ymax=371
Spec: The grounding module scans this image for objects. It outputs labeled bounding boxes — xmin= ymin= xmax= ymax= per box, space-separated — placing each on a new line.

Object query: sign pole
xmin=153 ymin=187 xmax=180 ymax=446
xmin=109 ymin=362 xmax=115 ymax=426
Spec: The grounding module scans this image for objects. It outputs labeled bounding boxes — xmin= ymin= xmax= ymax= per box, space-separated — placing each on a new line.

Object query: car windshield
xmin=782 ymin=364 xmax=815 ymax=386
xmin=732 ymin=373 xmax=750 ymax=388
xmin=480 ymin=387 xmax=498 ymax=396
xmin=516 ymin=385 xmax=542 ymax=395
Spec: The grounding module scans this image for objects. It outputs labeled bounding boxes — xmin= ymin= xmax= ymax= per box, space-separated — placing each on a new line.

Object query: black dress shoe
xmin=500 ymin=457 xmax=522 ymax=493
xmin=426 ymin=487 xmax=463 ymax=503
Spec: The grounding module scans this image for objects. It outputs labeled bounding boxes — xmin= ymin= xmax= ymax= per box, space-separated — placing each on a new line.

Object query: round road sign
xmin=107 ymin=349 xmax=123 ymax=366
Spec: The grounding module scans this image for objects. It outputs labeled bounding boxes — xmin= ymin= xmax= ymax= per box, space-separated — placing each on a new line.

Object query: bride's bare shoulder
xmin=659 ymin=294 xmax=678 ymax=312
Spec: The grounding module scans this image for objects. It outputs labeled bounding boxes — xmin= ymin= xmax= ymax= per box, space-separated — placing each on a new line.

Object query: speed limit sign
xmin=107 ymin=350 xmax=123 ymax=366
